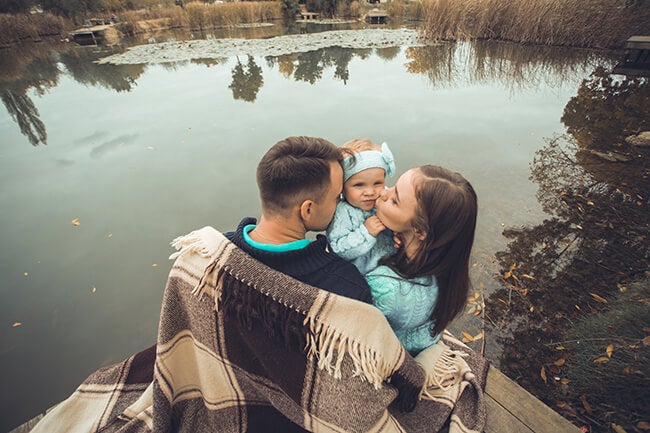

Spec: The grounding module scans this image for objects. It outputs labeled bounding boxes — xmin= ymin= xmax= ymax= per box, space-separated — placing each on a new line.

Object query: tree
xmin=41 ymin=0 xmax=105 ymax=17
xmin=0 ymin=0 xmax=34 ymax=13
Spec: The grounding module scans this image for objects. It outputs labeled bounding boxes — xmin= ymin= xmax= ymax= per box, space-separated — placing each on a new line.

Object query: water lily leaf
xmin=593 ymin=356 xmax=609 ymax=363
xmin=590 ymin=293 xmax=608 ymax=303
xmin=71 ymin=218 xmax=80 ymax=226
xmin=606 ymin=344 xmax=614 ymax=358
xmin=540 ymin=366 xmax=547 ymax=383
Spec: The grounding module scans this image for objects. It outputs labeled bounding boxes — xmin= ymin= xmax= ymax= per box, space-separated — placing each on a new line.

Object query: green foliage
xmin=229 ymin=56 xmax=263 ymax=102
xmin=280 ymin=0 xmax=299 ymax=18
xmin=0 ymin=0 xmax=35 ymax=13
xmin=41 ymin=0 xmax=105 ymax=17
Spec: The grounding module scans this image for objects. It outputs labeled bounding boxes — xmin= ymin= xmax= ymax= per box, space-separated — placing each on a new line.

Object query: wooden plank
xmin=485 ymin=394 xmax=534 ymax=433
xmin=485 ymin=365 xmax=583 ymax=433
xmin=625 ymin=36 xmax=650 ymax=50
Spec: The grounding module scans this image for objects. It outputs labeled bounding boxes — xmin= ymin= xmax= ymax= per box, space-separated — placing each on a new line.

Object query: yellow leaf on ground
xmin=503 ymin=271 xmax=511 ymax=279
xmin=593 ymin=356 xmax=609 ymax=363
xmin=540 ymin=366 xmax=547 ymax=383
xmin=560 ymin=378 xmax=569 ymax=385
xmin=611 ymin=423 xmax=627 ymax=433
xmin=556 ymin=345 xmax=566 ymax=350
xmin=461 ymin=332 xmax=474 ymax=342
xmin=643 ymin=336 xmax=650 ymax=347
xmin=473 ymin=331 xmax=484 ymax=341
xmin=554 ymin=358 xmax=566 ymax=366
xmin=473 ymin=309 xmax=482 ymax=316
xmin=71 ymin=218 xmax=80 ymax=226
xmin=590 ymin=293 xmax=608 ymax=303
xmin=12 ymin=322 xmax=22 ymax=327
xmin=606 ymin=344 xmax=614 ymax=358
xmin=522 ymin=274 xmax=535 ymax=280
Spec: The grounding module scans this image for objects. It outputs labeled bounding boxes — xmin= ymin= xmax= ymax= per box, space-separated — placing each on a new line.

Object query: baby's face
xmin=343 ymin=168 xmax=386 ymax=211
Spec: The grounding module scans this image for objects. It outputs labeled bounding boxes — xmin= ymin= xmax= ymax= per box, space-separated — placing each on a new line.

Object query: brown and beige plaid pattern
xmin=31 ymin=227 xmax=488 ymax=433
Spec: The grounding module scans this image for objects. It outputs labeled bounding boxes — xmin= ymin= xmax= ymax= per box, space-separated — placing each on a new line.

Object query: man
xmin=226 ymin=136 xmax=371 ymax=303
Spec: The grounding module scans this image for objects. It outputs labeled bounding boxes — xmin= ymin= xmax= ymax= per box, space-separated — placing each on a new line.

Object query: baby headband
xmin=342 ymin=142 xmax=396 ymax=182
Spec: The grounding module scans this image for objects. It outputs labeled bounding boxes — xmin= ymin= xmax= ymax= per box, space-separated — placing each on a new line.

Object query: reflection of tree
xmin=59 ymin=49 xmax=145 ymax=93
xmin=270 ymin=46 xmax=357 ymax=85
xmin=374 ymin=46 xmax=401 ymax=61
xmin=405 ymin=41 xmax=616 ymax=91
xmin=485 ymin=71 xmax=649 ymax=431
xmin=229 ymin=56 xmax=264 ymax=102
xmin=1 ymin=90 xmax=47 ymax=146
xmin=0 ymin=44 xmax=62 ymax=146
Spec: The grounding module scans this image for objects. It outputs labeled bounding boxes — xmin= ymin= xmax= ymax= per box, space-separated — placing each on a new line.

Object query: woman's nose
xmin=378 ymin=189 xmax=388 ymax=200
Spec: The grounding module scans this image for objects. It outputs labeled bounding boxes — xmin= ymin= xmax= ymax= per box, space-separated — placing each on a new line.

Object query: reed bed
xmin=418 ymin=0 xmax=650 ymax=48
xmin=184 ymin=2 xmax=280 ymax=30
xmin=0 ymin=12 xmax=69 ymax=45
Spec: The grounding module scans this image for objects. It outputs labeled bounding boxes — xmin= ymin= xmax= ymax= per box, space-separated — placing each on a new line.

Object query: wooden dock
xmin=68 ymin=23 xmax=118 ymax=46
xmin=10 ymin=365 xmax=582 ymax=433
xmin=613 ymin=35 xmax=650 ymax=76
xmin=366 ymin=9 xmax=388 ymax=24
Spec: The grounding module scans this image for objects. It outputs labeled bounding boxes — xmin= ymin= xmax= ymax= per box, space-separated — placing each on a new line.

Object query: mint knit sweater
xmin=366 ymin=266 xmax=440 ymax=355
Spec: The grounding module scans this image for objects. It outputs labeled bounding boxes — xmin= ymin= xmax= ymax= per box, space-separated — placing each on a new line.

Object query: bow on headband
xmin=342 ymin=142 xmax=396 ymax=182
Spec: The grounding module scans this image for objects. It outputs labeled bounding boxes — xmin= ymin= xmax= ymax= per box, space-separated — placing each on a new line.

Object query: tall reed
xmin=418 ymin=0 xmax=650 ymax=48
xmin=184 ymin=2 xmax=280 ymax=30
xmin=0 ymin=12 xmax=69 ymax=45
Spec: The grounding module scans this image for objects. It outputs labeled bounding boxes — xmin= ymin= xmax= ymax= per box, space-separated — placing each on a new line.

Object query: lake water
xmin=0 ymin=24 xmax=618 ymax=430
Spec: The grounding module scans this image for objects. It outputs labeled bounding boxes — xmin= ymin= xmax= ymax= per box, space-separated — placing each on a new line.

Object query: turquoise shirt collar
xmin=243 ymin=224 xmax=312 ymax=252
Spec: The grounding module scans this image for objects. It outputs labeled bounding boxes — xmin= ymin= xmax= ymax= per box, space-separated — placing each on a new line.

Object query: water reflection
xmin=485 ymin=69 xmax=649 ymax=428
xmin=229 ymin=55 xmax=264 ymax=102
xmin=1 ymin=37 xmax=617 ymax=147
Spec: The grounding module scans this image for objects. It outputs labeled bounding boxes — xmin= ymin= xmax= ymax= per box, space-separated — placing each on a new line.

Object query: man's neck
xmin=249 ymin=215 xmax=306 ymax=245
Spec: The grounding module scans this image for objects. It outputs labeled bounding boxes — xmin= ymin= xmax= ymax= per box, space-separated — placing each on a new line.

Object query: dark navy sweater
xmin=225 ymin=217 xmax=372 ymax=304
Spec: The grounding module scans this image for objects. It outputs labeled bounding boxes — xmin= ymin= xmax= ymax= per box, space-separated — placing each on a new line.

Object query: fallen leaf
xmin=473 ymin=331 xmax=484 ymax=341
xmin=593 ymin=356 xmax=609 ymax=363
xmin=529 ymin=306 xmax=534 ymax=312
xmin=92 ymin=287 xmax=97 ymax=293
xmin=107 ymin=233 xmax=113 ymax=238
xmin=611 ymin=423 xmax=627 ymax=433
xmin=71 ymin=218 xmax=80 ymax=226
xmin=461 ymin=332 xmax=474 ymax=342
xmin=623 ymin=365 xmax=634 ymax=374
xmin=23 ymin=272 xmax=28 ymax=277
xmin=473 ymin=309 xmax=481 ymax=316
xmin=556 ymin=345 xmax=566 ymax=350
xmin=643 ymin=336 xmax=650 ymax=346
xmin=522 ymin=274 xmax=535 ymax=280
xmin=152 ymin=263 xmax=158 ymax=267
xmin=575 ymin=305 xmax=581 ymax=310
xmin=542 ymin=242 xmax=547 ymax=248
xmin=12 ymin=322 xmax=22 ymax=327
xmin=606 ymin=344 xmax=614 ymax=358
xmin=503 ymin=271 xmax=511 ymax=279
xmin=560 ymin=378 xmax=569 ymax=385
xmin=540 ymin=366 xmax=547 ymax=383
xmin=587 ymin=201 xmax=594 ymax=206
xmin=472 ymin=263 xmax=477 ymax=267
xmin=590 ymin=293 xmax=608 ymax=303
xmin=636 ymin=421 xmax=650 ymax=431
xmin=554 ymin=358 xmax=566 ymax=366
xmin=580 ymin=394 xmax=593 ymax=414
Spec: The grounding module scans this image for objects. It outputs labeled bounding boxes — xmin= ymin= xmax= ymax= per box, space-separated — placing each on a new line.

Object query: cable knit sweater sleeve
xmin=326 ymin=201 xmax=377 ymax=261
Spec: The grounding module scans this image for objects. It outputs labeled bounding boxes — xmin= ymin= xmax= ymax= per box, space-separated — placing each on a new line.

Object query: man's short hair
xmin=257 ymin=136 xmax=343 ymax=214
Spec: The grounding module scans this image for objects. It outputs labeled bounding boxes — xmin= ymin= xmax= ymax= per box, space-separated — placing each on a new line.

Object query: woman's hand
xmin=364 ymin=216 xmax=386 ymax=237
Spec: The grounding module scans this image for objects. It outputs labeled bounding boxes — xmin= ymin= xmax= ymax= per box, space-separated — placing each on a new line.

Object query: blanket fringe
xmin=418 ymin=344 xmax=470 ymax=399
xmin=304 ymin=315 xmax=394 ymax=390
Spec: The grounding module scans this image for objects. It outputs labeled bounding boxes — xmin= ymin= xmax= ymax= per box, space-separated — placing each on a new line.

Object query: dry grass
xmin=418 ymin=0 xmax=650 ymax=48
xmin=0 ymin=12 xmax=69 ymax=45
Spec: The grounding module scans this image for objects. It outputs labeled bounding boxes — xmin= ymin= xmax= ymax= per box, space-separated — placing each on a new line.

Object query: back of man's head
xmin=257 ymin=136 xmax=342 ymax=215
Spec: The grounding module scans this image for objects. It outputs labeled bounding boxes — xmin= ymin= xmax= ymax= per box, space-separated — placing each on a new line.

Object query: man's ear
xmin=299 ymin=199 xmax=314 ymax=222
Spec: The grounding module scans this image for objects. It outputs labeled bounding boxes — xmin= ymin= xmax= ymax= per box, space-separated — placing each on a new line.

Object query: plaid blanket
xmin=31 ymin=227 xmax=488 ymax=433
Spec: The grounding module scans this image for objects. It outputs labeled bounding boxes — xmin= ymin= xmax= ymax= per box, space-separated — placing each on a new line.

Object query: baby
xmin=326 ymin=139 xmax=396 ymax=274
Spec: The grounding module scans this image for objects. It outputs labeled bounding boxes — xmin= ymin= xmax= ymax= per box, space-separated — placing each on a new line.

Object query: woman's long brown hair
xmin=379 ymin=165 xmax=478 ymax=337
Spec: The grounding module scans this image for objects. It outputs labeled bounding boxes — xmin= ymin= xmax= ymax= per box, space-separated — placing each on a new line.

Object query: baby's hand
xmin=364 ymin=216 xmax=386 ymax=237
xmin=393 ymin=232 xmax=403 ymax=249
